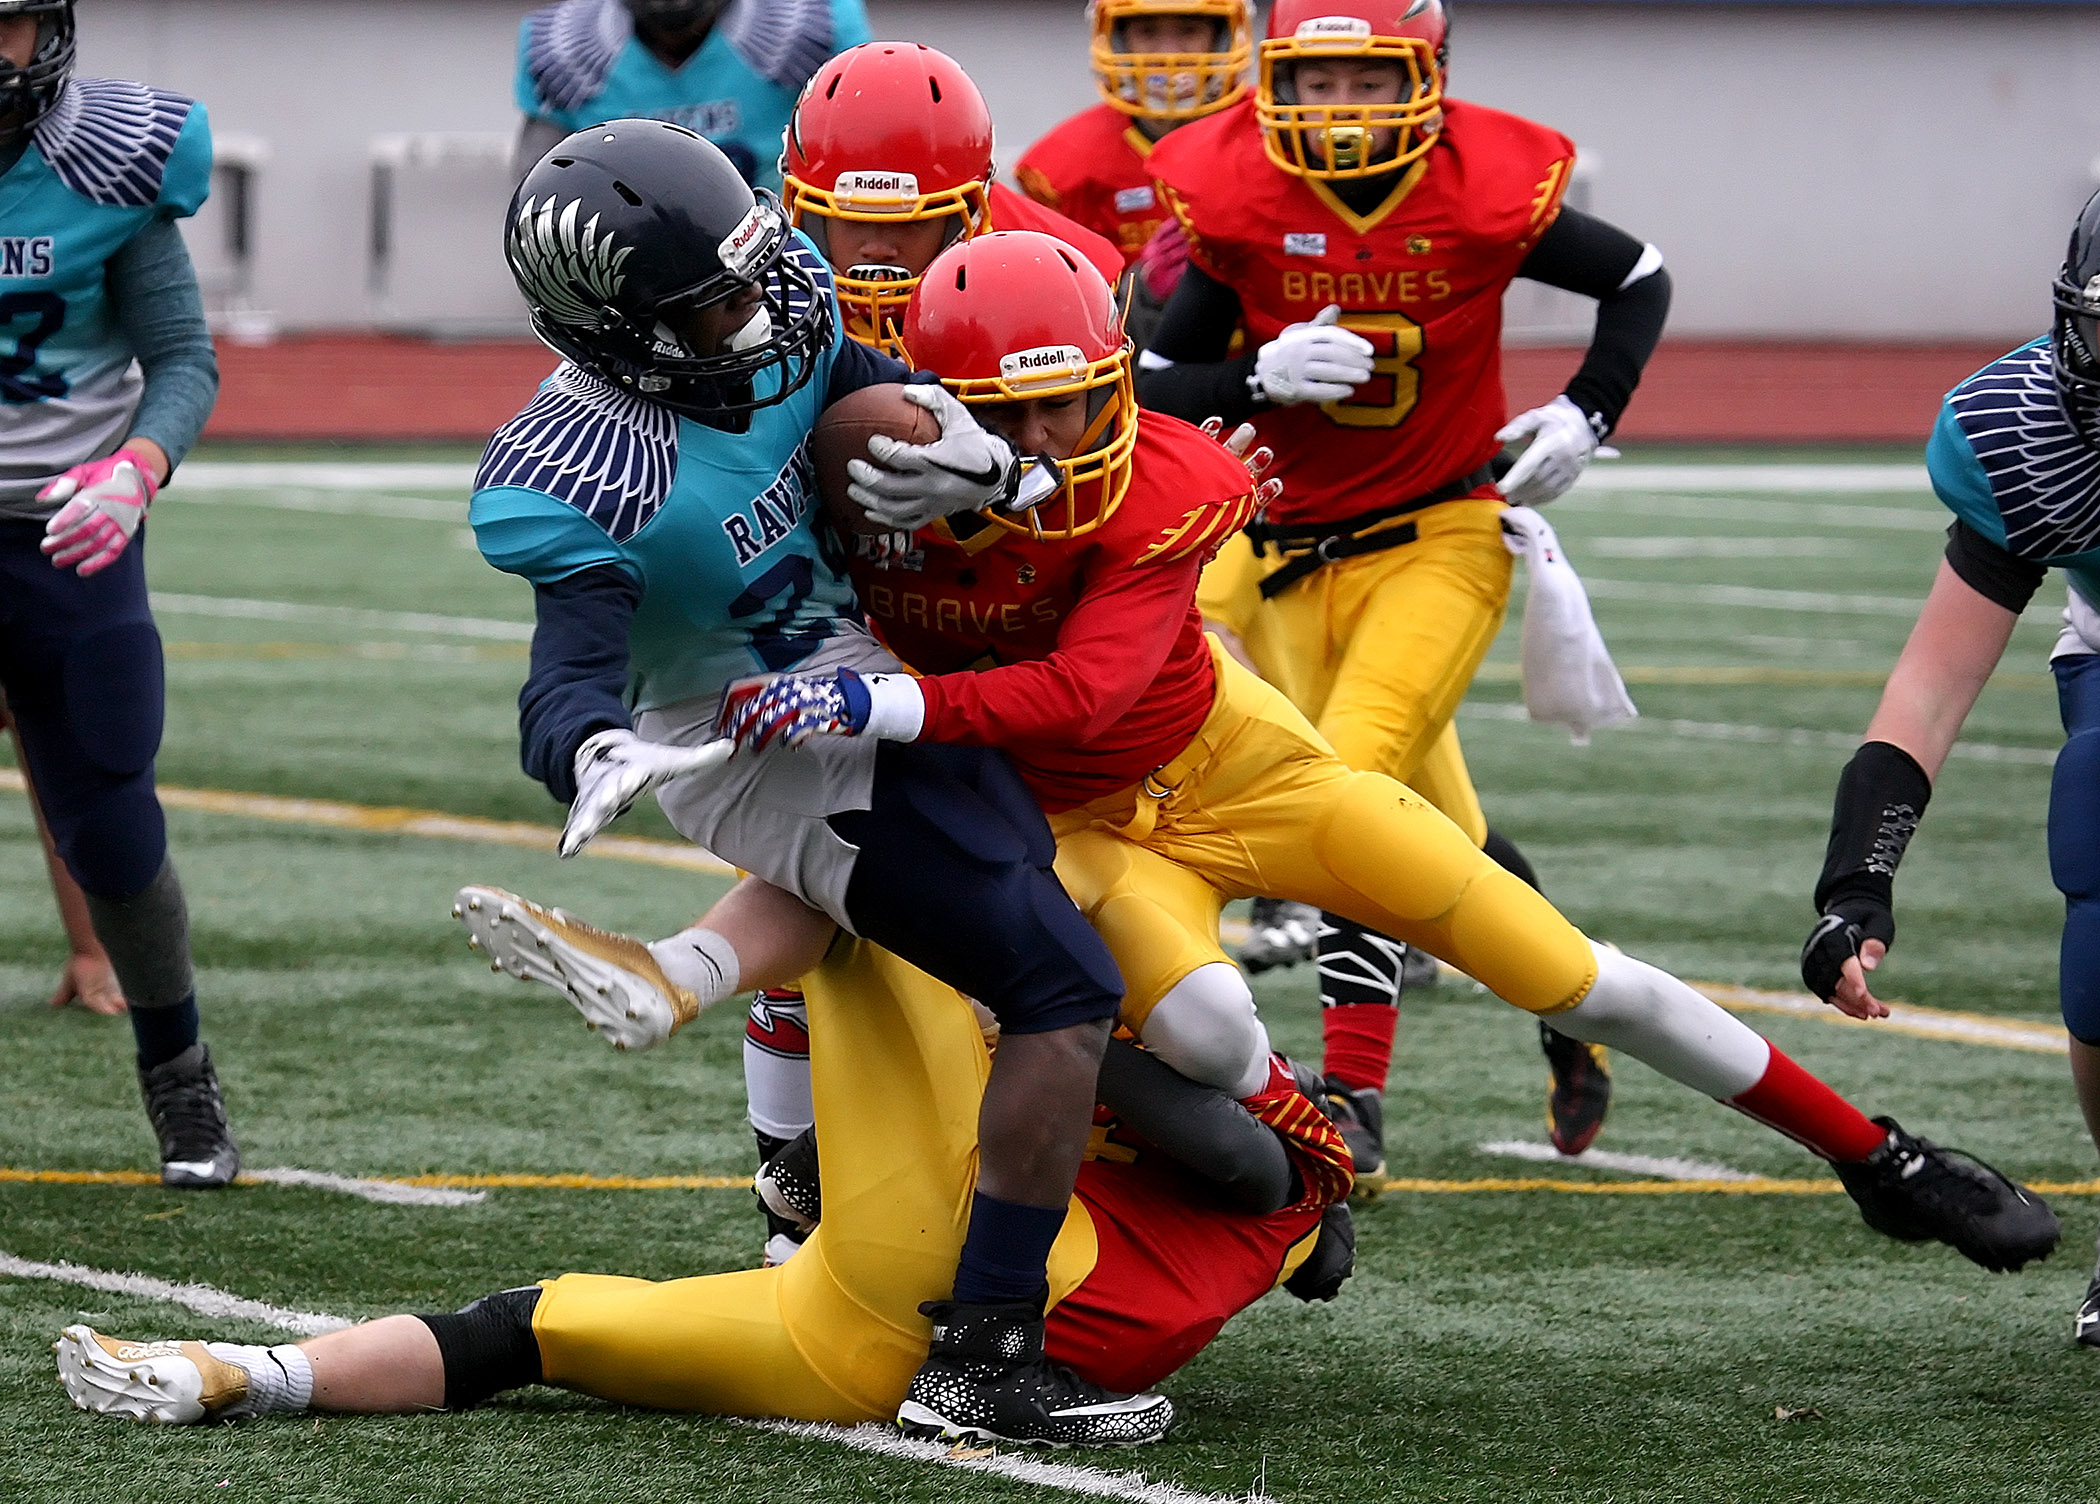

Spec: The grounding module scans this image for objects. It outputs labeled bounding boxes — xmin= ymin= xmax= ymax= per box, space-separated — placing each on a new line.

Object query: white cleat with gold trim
xmin=453 ymin=886 xmax=699 ymax=1051
xmin=55 ymin=1326 xmax=248 ymax=1424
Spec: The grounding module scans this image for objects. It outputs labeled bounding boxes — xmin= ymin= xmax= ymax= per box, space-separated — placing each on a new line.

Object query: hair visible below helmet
xmin=901 ymin=231 xmax=1137 ymax=540
xmin=1088 ymin=0 xmax=1252 ymax=123
xmin=781 ymin=43 xmax=995 ymax=357
xmin=622 ymin=0 xmax=729 ymax=29
xmin=506 ymin=120 xmax=830 ymax=425
xmin=0 ymin=0 xmax=74 ymax=139
xmin=1257 ymin=0 xmax=1447 ymax=180
xmin=2054 ymin=187 xmax=2100 ymax=448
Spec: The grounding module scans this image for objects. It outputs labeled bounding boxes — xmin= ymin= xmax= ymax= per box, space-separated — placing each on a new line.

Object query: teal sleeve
xmin=832 ymin=0 xmax=873 ymax=49
xmin=109 ymin=219 xmax=217 ymax=467
xmin=1926 ymin=401 xmax=2007 ymax=547
xmin=472 ymin=486 xmax=641 ymax=587
xmin=515 ymin=19 xmax=550 ymax=118
xmin=157 ymin=103 xmax=213 ymax=219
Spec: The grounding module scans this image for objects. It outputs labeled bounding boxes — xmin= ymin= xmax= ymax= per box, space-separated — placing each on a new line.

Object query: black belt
xmin=1247 ymin=464 xmax=1494 ymax=599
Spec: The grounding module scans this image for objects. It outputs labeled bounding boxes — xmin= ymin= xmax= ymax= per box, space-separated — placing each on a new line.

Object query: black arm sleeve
xmin=1944 ymin=519 xmax=2049 ymax=615
xmin=1094 ymin=1039 xmax=1295 ymax=1214
xmin=518 ymin=565 xmax=642 ymax=804
xmin=1516 ymin=207 xmax=1671 ymax=437
xmin=824 ymin=334 xmax=910 ymax=406
xmin=1135 ymin=262 xmax=1262 ymax=426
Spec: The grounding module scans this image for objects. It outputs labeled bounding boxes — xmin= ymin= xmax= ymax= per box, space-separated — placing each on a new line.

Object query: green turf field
xmin=2 ymin=450 xmax=2091 ymax=1503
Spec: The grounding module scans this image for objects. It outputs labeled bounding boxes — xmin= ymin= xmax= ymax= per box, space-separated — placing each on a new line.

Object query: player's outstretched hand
xmin=1202 ymin=417 xmax=1283 ymax=509
xmin=39 ymin=450 xmax=158 ymax=577
xmin=1801 ymin=905 xmax=1894 ymax=1020
xmin=1495 ymin=395 xmax=1602 ymax=507
xmin=559 ymin=729 xmax=731 ymax=858
xmin=48 ymin=953 xmax=127 ymax=1016
xmin=846 ymin=384 xmax=1021 ymax=531
xmin=1253 ymin=304 xmax=1373 ymax=406
xmin=716 ymin=667 xmax=925 ymax=752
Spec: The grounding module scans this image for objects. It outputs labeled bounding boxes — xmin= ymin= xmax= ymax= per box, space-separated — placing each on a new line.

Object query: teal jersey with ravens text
xmin=515 ymin=0 xmax=870 ymax=191
xmin=0 ymin=79 xmax=212 ymax=511
xmin=1927 ymin=337 xmax=2100 ymax=610
xmin=471 ymin=235 xmax=855 ymax=714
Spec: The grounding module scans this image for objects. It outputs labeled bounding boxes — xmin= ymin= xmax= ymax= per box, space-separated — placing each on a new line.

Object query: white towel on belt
xmin=1500 ymin=505 xmax=1637 ymax=745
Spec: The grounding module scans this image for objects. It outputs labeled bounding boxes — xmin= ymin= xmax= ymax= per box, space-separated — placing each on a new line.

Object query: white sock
xmin=1551 ymin=943 xmax=1771 ymax=1099
xmin=205 ymin=1341 xmax=314 ymax=1418
xmin=647 ymin=926 xmax=741 ymax=1007
xmin=744 ymin=992 xmax=814 ymax=1142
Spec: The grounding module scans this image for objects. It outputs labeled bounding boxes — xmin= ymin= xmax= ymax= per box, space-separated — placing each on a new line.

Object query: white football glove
xmin=1252 ymin=304 xmax=1375 ymax=407
xmin=1495 ymin=395 xmax=1606 ymax=507
xmin=845 ymin=384 xmax=1021 ymax=531
xmin=558 ymin=729 xmax=733 ymax=858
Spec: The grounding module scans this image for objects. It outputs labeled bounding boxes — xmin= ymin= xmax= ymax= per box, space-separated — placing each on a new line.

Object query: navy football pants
xmin=830 ymin=741 xmax=1124 ymax=1036
xmin=2052 ymin=651 xmax=2100 ymax=1044
xmin=0 ymin=520 xmax=170 ymax=901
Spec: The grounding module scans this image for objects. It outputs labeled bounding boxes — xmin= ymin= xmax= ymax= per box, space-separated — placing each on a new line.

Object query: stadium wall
xmin=77 ymin=1 xmax=2100 ymax=341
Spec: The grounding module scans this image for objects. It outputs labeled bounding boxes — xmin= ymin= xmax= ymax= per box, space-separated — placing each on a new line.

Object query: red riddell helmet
xmin=902 ymin=231 xmax=1137 ymax=540
xmin=781 ymin=44 xmax=995 ymax=355
xmin=1258 ymin=0 xmax=1448 ymax=179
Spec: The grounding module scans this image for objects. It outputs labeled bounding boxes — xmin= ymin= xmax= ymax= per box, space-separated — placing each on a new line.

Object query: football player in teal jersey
xmin=0 ymin=0 xmax=236 ymax=1187
xmin=513 ymin=0 xmax=871 ymax=189
xmin=1802 ymin=192 xmax=2100 ymax=1326
xmin=467 ymin=120 xmax=1172 ymax=1446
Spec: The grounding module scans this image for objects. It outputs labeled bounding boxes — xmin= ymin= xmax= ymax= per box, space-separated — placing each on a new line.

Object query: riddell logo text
xmin=1282 ymin=268 xmax=1450 ymax=306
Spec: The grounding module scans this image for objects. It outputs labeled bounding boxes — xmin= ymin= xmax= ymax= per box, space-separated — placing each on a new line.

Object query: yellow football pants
xmin=1053 ymin=643 xmax=1595 ymax=1034
xmin=1196 ymin=495 xmax=1511 ymax=846
xmin=532 ymin=942 xmax=1097 ymax=1420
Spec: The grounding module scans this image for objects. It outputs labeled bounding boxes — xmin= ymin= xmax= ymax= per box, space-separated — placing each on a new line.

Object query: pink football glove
xmin=1136 ymin=218 xmax=1191 ymax=305
xmin=40 ymin=449 xmax=159 ymax=577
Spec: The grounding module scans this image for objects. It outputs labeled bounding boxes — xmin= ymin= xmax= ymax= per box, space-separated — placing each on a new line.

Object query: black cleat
xmin=755 ymin=1126 xmax=820 ymax=1234
xmin=2076 ymin=1270 xmax=2100 ymax=1348
xmin=1239 ymin=898 xmax=1319 ymax=975
xmin=1282 ymin=1202 xmax=1356 ymax=1303
xmin=1540 ymin=1022 xmax=1612 ymax=1156
xmin=137 ymin=1043 xmax=239 ymax=1190
xmin=897 ymin=1299 xmax=1172 ymax=1448
xmin=1320 ymin=1074 xmax=1387 ymax=1197
xmin=1834 ymin=1116 xmax=2060 ymax=1272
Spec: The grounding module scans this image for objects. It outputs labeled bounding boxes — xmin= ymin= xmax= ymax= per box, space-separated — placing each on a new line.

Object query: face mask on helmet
xmin=1090 ymin=0 xmax=1252 ymax=123
xmin=1257 ymin=12 xmax=1445 ymax=180
xmin=785 ymin=187 xmax=981 ymax=357
xmin=0 ymin=0 xmax=74 ymax=140
xmin=2054 ymin=188 xmax=2100 ymax=449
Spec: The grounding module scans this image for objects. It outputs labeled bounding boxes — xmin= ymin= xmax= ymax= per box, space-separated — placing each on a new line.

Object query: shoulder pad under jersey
xmin=721 ymin=0 xmax=838 ymax=90
xmin=476 ymin=365 xmax=680 ymax=544
xmin=1134 ymin=486 xmax=1257 ymax=566
xmin=1948 ymin=339 xmax=2100 ymax=560
xmin=1125 ymin=418 xmax=1259 ymax=567
xmin=524 ymin=0 xmax=629 ymax=114
xmin=32 ymin=79 xmax=196 ymax=208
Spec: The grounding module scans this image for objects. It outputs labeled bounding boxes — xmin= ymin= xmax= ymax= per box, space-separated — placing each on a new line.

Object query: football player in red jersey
xmin=1014 ymin=1 xmax=1253 ymax=268
xmin=716 ymin=231 xmax=2059 ymax=1284
xmin=781 ymin=41 xmax=1123 ymax=358
xmin=1137 ymin=0 xmax=1676 ymax=1172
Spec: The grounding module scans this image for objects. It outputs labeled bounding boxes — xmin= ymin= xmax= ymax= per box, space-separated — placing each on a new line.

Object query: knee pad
xmin=56 ymin=773 xmax=168 ymax=900
xmin=1136 ymin=962 xmax=1271 ymax=1097
xmin=1311 ymin=773 xmax=1480 ymax=924
xmin=418 ymin=1285 xmax=544 ymax=1410
xmin=2050 ymin=732 xmax=2100 ymax=902
xmin=63 ymin=622 xmax=164 ymax=777
xmin=1554 ymin=943 xmax=1769 ymax=1099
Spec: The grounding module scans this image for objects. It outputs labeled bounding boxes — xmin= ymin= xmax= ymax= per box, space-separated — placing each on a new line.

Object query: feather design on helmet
xmin=510 ymin=195 xmax=636 ymax=328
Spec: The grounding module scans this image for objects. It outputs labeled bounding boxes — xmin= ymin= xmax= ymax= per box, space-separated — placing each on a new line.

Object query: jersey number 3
xmin=1319 ymin=311 xmax=1422 ymax=430
xmin=0 ymin=292 xmax=69 ymax=404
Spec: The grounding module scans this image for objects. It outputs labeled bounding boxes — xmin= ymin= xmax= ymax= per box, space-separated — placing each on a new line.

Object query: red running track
xmin=202 ymin=333 xmax=2013 ymax=447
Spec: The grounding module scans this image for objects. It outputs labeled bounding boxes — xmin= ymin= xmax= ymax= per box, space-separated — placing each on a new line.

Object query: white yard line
xmin=0 ymin=1253 xmax=351 ymax=1337
xmin=1476 ymin=1141 xmax=1758 ymax=1182
xmin=241 ymin=1168 xmax=485 ymax=1207
xmin=1572 ymin=465 xmax=1931 ymax=495
xmin=168 ymin=489 xmax=466 ymax=522
xmin=1 ymin=1252 xmax=1253 ymax=1504
xmin=1457 ymin=701 xmax=2058 ymax=766
xmin=178 ymin=462 xmax=475 ymax=492
xmin=148 ymin=592 xmax=532 ymax=642
xmin=1557 ymin=491 xmax=1946 ymax=533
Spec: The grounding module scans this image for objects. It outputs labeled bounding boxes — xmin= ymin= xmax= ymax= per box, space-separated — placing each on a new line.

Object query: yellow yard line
xmin=1471 ymin=662 xmax=2051 ymax=690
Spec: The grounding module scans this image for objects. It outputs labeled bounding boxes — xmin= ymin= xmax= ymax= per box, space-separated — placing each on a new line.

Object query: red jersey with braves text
xmin=984 ymin=180 xmax=1128 ymax=290
xmin=1149 ymin=97 xmax=1574 ymax=526
xmin=849 ymin=412 xmax=1253 ymax=811
xmin=1014 ymin=104 xmax=1168 ymax=268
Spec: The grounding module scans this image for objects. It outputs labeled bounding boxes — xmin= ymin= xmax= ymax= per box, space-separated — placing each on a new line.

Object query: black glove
xmin=1801 ymin=741 xmax=1930 ymax=1003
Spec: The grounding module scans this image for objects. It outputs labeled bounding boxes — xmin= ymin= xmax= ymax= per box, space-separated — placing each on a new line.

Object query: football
xmin=810 ymin=382 xmax=942 ymax=535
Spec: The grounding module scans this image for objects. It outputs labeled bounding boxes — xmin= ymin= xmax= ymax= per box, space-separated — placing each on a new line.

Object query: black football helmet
xmin=0 ymin=0 xmax=73 ymax=138
xmin=506 ymin=120 xmax=831 ymax=425
xmin=2053 ymin=187 xmax=2100 ymax=448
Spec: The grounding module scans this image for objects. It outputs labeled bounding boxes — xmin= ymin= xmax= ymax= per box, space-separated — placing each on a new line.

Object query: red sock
xmin=1728 ymin=1045 xmax=1887 ymax=1162
xmin=1322 ymin=1004 xmax=1397 ymax=1093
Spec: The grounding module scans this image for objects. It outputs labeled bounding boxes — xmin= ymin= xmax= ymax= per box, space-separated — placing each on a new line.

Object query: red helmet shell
xmin=903 ymin=231 xmax=1124 ymax=383
xmin=783 ymin=43 xmax=994 ymax=198
xmin=1265 ymin=0 xmax=1447 ymax=51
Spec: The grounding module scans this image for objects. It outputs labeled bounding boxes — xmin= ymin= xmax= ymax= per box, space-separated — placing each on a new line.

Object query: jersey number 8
xmin=0 ymin=292 xmax=69 ymax=404
xmin=1318 ymin=311 xmax=1422 ymax=430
